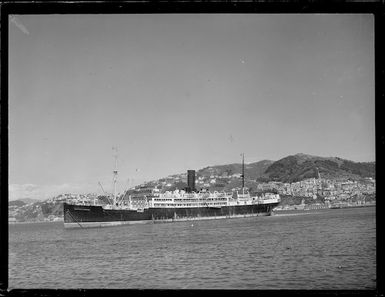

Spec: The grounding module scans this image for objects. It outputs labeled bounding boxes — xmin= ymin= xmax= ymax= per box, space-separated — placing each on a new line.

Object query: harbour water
xmin=9 ymin=206 xmax=376 ymax=289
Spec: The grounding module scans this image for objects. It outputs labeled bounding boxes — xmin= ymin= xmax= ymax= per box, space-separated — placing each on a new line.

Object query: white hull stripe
xmin=64 ymin=212 xmax=271 ymax=229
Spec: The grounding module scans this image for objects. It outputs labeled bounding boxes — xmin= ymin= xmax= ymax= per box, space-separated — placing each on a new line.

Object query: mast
xmin=241 ymin=153 xmax=245 ymax=194
xmin=112 ymin=146 xmax=118 ymax=205
xmin=316 ymin=167 xmax=323 ymax=196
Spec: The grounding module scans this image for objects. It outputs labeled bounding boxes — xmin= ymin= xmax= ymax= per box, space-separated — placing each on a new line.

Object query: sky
xmin=8 ymin=14 xmax=375 ymax=200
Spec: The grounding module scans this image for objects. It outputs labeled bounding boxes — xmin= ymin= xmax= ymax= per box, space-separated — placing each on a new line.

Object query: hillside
xmin=263 ymin=153 xmax=375 ymax=183
xmin=198 ymin=160 xmax=274 ymax=180
xmin=140 ymin=153 xmax=374 ymax=192
xmin=195 ymin=154 xmax=374 ymax=184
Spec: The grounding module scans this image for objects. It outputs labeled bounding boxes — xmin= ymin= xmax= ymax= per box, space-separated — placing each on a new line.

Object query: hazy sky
xmin=9 ymin=14 xmax=375 ymax=200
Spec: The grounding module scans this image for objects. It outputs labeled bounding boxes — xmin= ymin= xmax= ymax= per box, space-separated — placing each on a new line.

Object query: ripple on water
xmin=9 ymin=207 xmax=376 ymax=289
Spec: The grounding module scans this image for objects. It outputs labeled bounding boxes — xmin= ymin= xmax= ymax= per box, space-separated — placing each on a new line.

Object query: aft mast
xmin=241 ymin=153 xmax=245 ymax=196
xmin=112 ymin=146 xmax=118 ymax=206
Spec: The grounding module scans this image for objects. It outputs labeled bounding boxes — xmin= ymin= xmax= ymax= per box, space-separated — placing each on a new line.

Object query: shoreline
xmin=8 ymin=219 xmax=64 ymax=225
xmin=273 ymin=203 xmax=375 ymax=215
xmin=9 ymin=204 xmax=376 ymax=224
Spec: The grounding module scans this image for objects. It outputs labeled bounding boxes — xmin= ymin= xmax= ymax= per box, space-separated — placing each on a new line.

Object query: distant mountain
xmin=19 ymin=198 xmax=41 ymax=204
xmin=263 ymin=153 xmax=375 ymax=183
xmin=9 ymin=200 xmax=26 ymax=207
xmin=9 ymin=198 xmax=40 ymax=207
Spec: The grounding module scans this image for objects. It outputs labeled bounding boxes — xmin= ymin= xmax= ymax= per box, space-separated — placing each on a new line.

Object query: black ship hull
xmin=63 ymin=202 xmax=279 ymax=229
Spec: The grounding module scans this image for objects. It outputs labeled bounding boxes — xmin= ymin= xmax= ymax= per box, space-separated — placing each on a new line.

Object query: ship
xmin=63 ymin=152 xmax=280 ymax=228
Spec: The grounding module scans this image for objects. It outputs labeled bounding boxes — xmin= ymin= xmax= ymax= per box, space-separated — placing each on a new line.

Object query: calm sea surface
xmin=9 ymin=206 xmax=376 ymax=289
